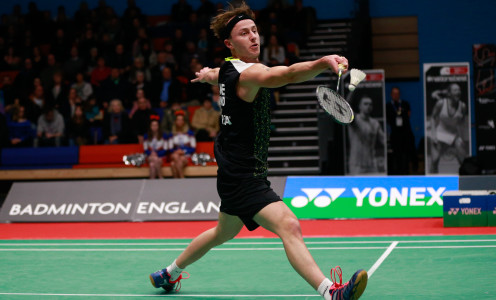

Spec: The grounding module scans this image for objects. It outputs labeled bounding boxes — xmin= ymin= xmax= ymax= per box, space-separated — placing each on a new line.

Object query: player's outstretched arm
xmin=242 ymin=55 xmax=348 ymax=89
xmin=191 ymin=67 xmax=220 ymax=85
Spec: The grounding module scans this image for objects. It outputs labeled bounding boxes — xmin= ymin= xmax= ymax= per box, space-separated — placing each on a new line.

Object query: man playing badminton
xmin=150 ymin=2 xmax=368 ymax=299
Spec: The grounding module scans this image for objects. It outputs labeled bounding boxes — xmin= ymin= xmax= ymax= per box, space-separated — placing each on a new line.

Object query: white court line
xmin=0 ymin=247 xmax=388 ymax=251
xmin=397 ymin=245 xmax=496 ymax=249
xmin=2 ymin=244 xmax=496 ymax=252
xmin=1 ymin=239 xmax=496 ymax=246
xmin=367 ymin=241 xmax=398 ymax=278
xmin=0 ymin=293 xmax=320 ymax=298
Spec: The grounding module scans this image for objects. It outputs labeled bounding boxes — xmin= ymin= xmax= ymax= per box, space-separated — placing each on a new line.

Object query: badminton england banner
xmin=473 ymin=45 xmax=496 ymax=170
xmin=282 ymin=176 xmax=459 ymax=219
xmin=341 ymin=70 xmax=387 ymax=175
xmin=423 ymin=63 xmax=471 ymax=175
xmin=0 ymin=178 xmax=288 ymax=222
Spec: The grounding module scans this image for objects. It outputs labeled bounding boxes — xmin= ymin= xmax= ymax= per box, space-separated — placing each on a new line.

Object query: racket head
xmin=316 ymin=85 xmax=354 ymax=124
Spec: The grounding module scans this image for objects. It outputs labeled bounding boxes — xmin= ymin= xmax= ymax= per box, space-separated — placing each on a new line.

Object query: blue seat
xmin=0 ymin=146 xmax=79 ymax=169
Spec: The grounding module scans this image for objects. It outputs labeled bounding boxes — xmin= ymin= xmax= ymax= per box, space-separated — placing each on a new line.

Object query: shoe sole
xmin=348 ymin=269 xmax=368 ymax=300
xmin=149 ymin=275 xmax=158 ymax=288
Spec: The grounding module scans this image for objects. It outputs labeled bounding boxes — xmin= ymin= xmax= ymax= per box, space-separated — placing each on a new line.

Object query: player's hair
xmin=210 ymin=1 xmax=255 ymax=40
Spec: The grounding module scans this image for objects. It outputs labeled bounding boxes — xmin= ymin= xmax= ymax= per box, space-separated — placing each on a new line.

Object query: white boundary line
xmin=1 ymin=245 xmax=496 ymax=252
xmin=0 ymin=293 xmax=320 ymax=298
xmin=367 ymin=241 xmax=398 ymax=278
xmin=1 ymin=239 xmax=495 ymax=246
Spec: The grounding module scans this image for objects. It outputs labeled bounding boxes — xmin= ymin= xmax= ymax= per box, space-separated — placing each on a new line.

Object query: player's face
xmin=359 ymin=98 xmax=373 ymax=114
xmin=228 ymin=19 xmax=260 ymax=60
xmin=448 ymin=84 xmax=461 ymax=101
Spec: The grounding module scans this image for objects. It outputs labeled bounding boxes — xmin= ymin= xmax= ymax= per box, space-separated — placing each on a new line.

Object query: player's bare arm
xmin=246 ymin=55 xmax=347 ymax=88
xmin=191 ymin=67 xmax=220 ymax=85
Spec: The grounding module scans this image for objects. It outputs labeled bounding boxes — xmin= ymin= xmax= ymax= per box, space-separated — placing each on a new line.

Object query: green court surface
xmin=1 ymin=235 xmax=495 ymax=299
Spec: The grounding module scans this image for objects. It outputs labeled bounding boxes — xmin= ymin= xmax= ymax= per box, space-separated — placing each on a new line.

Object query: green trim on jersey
xmin=252 ymin=88 xmax=271 ymax=178
xmin=225 ymin=57 xmax=240 ymax=61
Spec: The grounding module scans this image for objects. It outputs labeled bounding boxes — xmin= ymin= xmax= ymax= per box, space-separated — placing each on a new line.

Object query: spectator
xmin=171 ymin=0 xmax=193 ymax=24
xmin=71 ymin=72 xmax=93 ymax=101
xmin=40 ymin=54 xmax=60 ymax=90
xmin=14 ymin=58 xmax=37 ymax=100
xmin=160 ymin=101 xmax=189 ymax=134
xmin=59 ymin=87 xmax=81 ymax=123
xmin=63 ymin=46 xmax=85 ymax=83
xmin=67 ymin=104 xmax=90 ymax=146
xmin=135 ymin=40 xmax=157 ymax=68
xmin=107 ymin=43 xmax=131 ymax=75
xmin=103 ymin=98 xmax=135 ymax=144
xmin=128 ymin=57 xmax=151 ymax=84
xmin=386 ymin=87 xmax=417 ymax=175
xmin=47 ymin=72 xmax=69 ymax=109
xmin=196 ymin=0 xmax=216 ymax=27
xmin=7 ymin=105 xmax=35 ymax=147
xmin=100 ymin=67 xmax=132 ymax=108
xmin=90 ymin=57 xmax=111 ymax=88
xmin=35 ymin=107 xmax=65 ymax=147
xmin=143 ymin=117 xmax=170 ymax=179
xmin=170 ymin=111 xmax=196 ymax=178
xmin=1 ymin=75 xmax=16 ymax=109
xmin=262 ymin=34 xmax=286 ymax=67
xmin=2 ymin=46 xmax=21 ymax=70
xmin=25 ymin=85 xmax=46 ymax=124
xmin=191 ymin=98 xmax=220 ymax=141
xmin=155 ymin=66 xmax=181 ymax=108
xmin=30 ymin=46 xmax=44 ymax=73
xmin=132 ymin=96 xmax=153 ymax=144
xmin=209 ymin=85 xmax=221 ymax=111
xmin=131 ymin=71 xmax=152 ymax=103
xmin=85 ymin=47 xmax=100 ymax=76
xmin=84 ymin=95 xmax=103 ymax=127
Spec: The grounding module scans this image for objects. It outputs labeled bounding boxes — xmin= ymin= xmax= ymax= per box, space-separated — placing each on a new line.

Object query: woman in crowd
xmin=169 ymin=111 xmax=195 ymax=178
xmin=143 ymin=116 xmax=170 ymax=179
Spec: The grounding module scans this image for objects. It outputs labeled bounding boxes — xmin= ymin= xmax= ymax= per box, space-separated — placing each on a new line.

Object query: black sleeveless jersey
xmin=214 ymin=58 xmax=272 ymax=179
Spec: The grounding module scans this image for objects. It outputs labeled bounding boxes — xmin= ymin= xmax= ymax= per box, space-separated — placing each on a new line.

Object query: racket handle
xmin=338 ymin=63 xmax=345 ymax=71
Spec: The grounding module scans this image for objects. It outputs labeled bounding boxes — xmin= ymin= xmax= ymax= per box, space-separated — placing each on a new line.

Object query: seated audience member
xmin=84 ymin=95 xmax=103 ymax=124
xmin=155 ymin=66 xmax=181 ymax=108
xmin=100 ymin=67 xmax=132 ymax=109
xmin=160 ymin=101 xmax=190 ymax=134
xmin=7 ymin=105 xmax=35 ymax=147
xmin=71 ymin=72 xmax=93 ymax=101
xmin=103 ymin=99 xmax=136 ymax=144
xmin=170 ymin=111 xmax=196 ymax=178
xmin=262 ymin=34 xmax=286 ymax=67
xmin=68 ymin=104 xmax=90 ymax=146
xmin=191 ymin=98 xmax=219 ymax=141
xmin=35 ymin=107 xmax=65 ymax=147
xmin=90 ymin=57 xmax=111 ymax=88
xmin=132 ymin=96 xmax=153 ymax=144
xmin=143 ymin=117 xmax=170 ymax=179
xmin=47 ymin=72 xmax=69 ymax=109
xmin=25 ymin=85 xmax=46 ymax=124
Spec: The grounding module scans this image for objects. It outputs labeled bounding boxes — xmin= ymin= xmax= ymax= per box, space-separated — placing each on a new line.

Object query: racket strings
xmin=316 ymin=86 xmax=354 ymax=124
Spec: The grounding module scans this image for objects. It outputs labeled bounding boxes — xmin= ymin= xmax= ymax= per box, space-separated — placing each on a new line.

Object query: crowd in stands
xmin=0 ymin=0 xmax=315 ymax=157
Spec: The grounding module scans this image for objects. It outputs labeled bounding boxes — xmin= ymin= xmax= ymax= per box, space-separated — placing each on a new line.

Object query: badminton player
xmin=149 ymin=2 xmax=367 ymax=299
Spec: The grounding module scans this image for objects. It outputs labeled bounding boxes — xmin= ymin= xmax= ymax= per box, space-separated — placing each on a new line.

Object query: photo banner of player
xmin=341 ymin=69 xmax=387 ymax=175
xmin=423 ymin=62 xmax=471 ymax=175
xmin=473 ymin=44 xmax=496 ymax=170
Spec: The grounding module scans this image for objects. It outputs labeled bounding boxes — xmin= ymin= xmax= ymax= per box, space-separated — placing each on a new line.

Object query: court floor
xmin=1 ymin=235 xmax=495 ymax=299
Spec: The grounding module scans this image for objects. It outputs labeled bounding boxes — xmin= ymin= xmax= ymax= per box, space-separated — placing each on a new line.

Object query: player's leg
xmin=254 ymin=202 xmax=367 ymax=299
xmin=150 ymin=212 xmax=243 ymax=291
xmin=253 ymin=201 xmax=325 ymax=289
xmin=176 ymin=212 xmax=243 ymax=268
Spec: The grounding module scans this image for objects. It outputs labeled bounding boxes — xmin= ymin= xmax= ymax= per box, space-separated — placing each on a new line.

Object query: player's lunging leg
xmin=149 ymin=213 xmax=243 ymax=292
xmin=254 ymin=202 xmax=367 ymax=300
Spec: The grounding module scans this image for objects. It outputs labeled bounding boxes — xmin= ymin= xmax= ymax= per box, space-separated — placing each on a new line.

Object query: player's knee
xmin=281 ymin=216 xmax=302 ymax=237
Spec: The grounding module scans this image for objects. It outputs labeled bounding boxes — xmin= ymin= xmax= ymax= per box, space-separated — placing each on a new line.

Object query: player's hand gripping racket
xmin=316 ymin=64 xmax=354 ymax=124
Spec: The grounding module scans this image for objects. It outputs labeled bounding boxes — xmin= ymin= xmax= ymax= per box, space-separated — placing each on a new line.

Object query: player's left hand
xmin=191 ymin=67 xmax=212 ymax=83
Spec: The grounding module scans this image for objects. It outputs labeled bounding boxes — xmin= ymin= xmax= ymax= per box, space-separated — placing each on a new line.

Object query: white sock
xmin=166 ymin=260 xmax=184 ymax=281
xmin=318 ymin=278 xmax=334 ymax=300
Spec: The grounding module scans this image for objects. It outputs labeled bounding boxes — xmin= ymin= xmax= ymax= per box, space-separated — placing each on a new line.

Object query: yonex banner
xmin=283 ymin=176 xmax=459 ymax=219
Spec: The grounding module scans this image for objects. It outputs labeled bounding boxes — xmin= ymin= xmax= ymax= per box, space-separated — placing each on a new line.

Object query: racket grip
xmin=338 ymin=63 xmax=345 ymax=70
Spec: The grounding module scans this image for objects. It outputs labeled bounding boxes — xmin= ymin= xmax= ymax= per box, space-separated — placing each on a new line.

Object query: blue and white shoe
xmin=328 ymin=266 xmax=368 ymax=300
xmin=149 ymin=268 xmax=189 ymax=293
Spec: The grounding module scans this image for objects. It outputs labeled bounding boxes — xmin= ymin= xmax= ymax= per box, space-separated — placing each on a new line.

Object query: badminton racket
xmin=316 ymin=85 xmax=354 ymax=124
xmin=335 ymin=63 xmax=345 ymax=93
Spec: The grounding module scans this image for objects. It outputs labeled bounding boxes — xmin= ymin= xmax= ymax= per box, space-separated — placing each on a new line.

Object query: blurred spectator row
xmin=0 ymin=0 xmax=314 ymax=149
